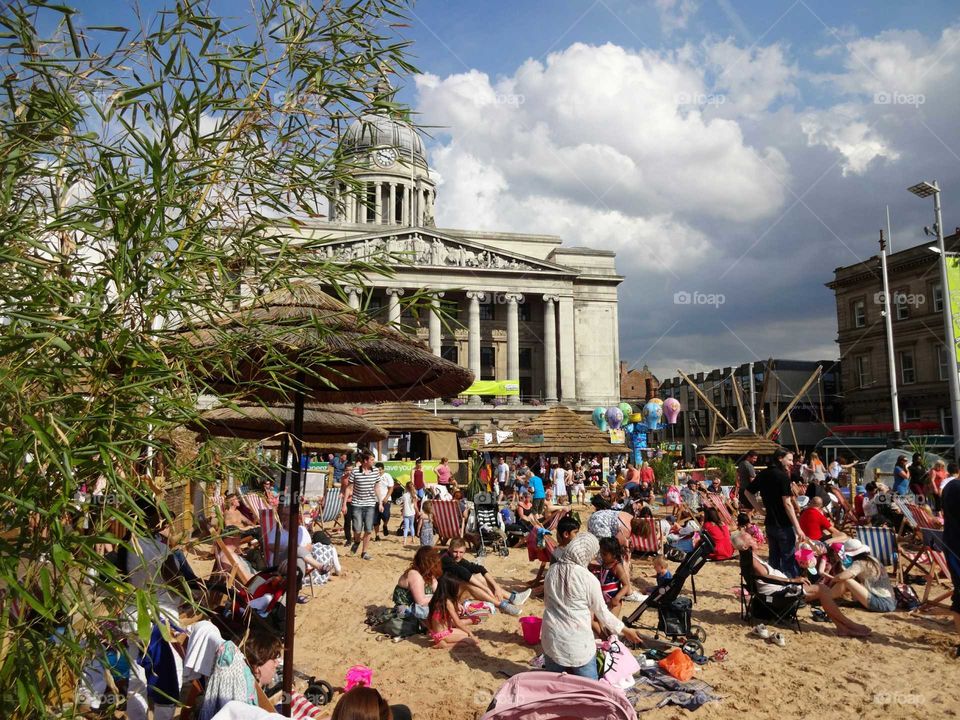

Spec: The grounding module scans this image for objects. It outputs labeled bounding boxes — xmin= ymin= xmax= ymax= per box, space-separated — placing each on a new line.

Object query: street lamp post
xmin=909 ymin=180 xmax=960 ymax=459
xmin=878 ymin=229 xmax=901 ymax=446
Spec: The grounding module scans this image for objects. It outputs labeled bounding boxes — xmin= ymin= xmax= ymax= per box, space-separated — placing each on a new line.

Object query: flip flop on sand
xmin=751 ymin=624 xmax=771 ymax=639
xmin=710 ymin=648 xmax=729 ymax=662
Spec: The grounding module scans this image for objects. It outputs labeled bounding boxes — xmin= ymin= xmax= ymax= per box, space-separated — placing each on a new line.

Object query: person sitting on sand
xmin=700 ymin=507 xmax=735 ymax=560
xmin=427 ymin=576 xmax=480 ymax=650
xmin=591 ymin=537 xmax=631 ymax=617
xmin=827 ymin=538 xmax=897 ymax=613
xmin=393 ymin=546 xmax=440 ymax=620
xmin=440 ymin=538 xmax=527 ymax=615
xmin=736 ymin=512 xmax=765 ymax=545
xmin=732 ymin=531 xmax=871 ymax=637
xmin=799 ymin=496 xmax=846 ymax=543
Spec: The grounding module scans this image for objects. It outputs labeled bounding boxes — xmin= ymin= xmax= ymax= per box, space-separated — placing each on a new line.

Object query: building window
xmin=479 ymin=302 xmax=494 ymax=321
xmin=480 ymin=345 xmax=495 ymax=380
xmin=938 ymin=344 xmax=949 ymax=381
xmin=902 ymin=408 xmax=921 ymax=423
xmin=519 ymin=347 xmax=532 ymax=371
xmin=941 ymin=407 xmax=952 ymax=434
xmin=933 ymin=283 xmax=944 ymax=312
xmin=899 ymin=350 xmax=916 ymax=385
xmin=852 ymin=299 xmax=866 ymax=328
xmin=519 ymin=376 xmax=533 ymax=399
xmin=894 ymin=291 xmax=909 ymax=320
xmin=518 ymin=302 xmax=532 ymax=322
xmin=441 ymin=345 xmax=458 ymax=365
xmin=855 ymin=355 xmax=872 ymax=388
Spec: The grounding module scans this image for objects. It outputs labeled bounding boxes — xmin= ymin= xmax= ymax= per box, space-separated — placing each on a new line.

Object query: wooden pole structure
xmin=757 ymin=358 xmax=773 ymax=433
xmin=676 ymin=369 xmax=736 ymax=432
xmin=731 ymin=371 xmax=748 ymax=429
xmin=765 ymin=366 xmax=822 ymax=438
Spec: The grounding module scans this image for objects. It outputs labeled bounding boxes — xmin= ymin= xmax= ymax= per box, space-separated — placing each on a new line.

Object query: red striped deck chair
xmin=260 ymin=508 xmax=279 ymax=567
xmin=915 ymin=529 xmax=954 ymax=611
xmin=901 ymin=505 xmax=949 ymax=585
xmin=702 ymin=492 xmax=734 ymax=527
xmin=629 ymin=516 xmax=662 ymax=554
xmin=432 ymin=500 xmax=464 ymax=542
xmin=241 ymin=492 xmax=269 ymax=524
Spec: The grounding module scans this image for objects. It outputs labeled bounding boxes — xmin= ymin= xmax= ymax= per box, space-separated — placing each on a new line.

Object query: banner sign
xmin=306 ymin=460 xmax=441 ymax=492
xmin=608 ymin=429 xmax=625 ymax=445
xmin=461 ymin=379 xmax=520 ymax=396
xmin=947 ymin=256 xmax=960 ymax=364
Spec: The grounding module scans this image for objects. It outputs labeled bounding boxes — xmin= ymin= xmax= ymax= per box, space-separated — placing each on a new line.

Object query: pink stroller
xmin=480 ymin=671 xmax=637 ymax=720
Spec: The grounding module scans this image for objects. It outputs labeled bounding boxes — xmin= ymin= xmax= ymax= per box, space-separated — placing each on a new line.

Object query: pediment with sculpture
xmin=313 ymin=230 xmax=571 ymax=274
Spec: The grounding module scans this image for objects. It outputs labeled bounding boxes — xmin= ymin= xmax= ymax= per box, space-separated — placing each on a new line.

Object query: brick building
xmin=620 ymin=362 xmax=659 ymax=404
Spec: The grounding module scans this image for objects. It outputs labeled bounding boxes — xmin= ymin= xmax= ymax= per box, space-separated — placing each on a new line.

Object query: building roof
xmin=697 ymin=428 xmax=784 ymax=457
xmin=485 ymin=405 xmax=622 ymax=454
xmin=349 ymin=402 xmax=460 ymax=434
xmin=342 ymin=113 xmax=426 ymax=164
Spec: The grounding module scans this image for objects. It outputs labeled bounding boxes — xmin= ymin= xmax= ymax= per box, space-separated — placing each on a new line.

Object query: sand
xmin=193 ymin=514 xmax=959 ymax=720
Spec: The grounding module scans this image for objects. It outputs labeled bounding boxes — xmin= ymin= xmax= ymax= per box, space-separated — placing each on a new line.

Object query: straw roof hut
xmin=697 ymin=428 xmax=784 ymax=457
xmin=351 ymin=402 xmax=461 ymax=460
xmin=177 ymin=282 xmax=474 ymax=403
xmin=485 ymin=405 xmax=624 ymax=455
xmin=188 ymin=402 xmax=388 ymax=443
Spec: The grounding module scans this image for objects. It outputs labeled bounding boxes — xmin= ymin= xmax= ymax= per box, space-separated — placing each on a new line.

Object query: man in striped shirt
xmin=350 ymin=450 xmax=379 ymax=560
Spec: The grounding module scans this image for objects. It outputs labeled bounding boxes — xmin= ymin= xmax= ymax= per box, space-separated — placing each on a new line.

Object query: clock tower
xmin=329 ymin=91 xmax=437 ymax=227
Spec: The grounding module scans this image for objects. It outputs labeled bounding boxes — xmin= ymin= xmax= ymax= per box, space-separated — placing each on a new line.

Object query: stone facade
xmin=270 ymin=109 xmax=623 ymax=429
xmin=826 ymin=232 xmax=960 ymax=428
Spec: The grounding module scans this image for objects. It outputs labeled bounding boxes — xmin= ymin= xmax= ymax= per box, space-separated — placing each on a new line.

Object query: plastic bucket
xmin=519 ymin=616 xmax=542 ymax=645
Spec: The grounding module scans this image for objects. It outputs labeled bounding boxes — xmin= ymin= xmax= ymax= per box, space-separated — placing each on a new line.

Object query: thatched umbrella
xmin=485 ymin=405 xmax=624 ymax=455
xmin=697 ymin=427 xmax=784 ymax=457
xmin=189 ymin=402 xmax=388 ymax=443
xmin=176 ymin=282 xmax=473 ymax=711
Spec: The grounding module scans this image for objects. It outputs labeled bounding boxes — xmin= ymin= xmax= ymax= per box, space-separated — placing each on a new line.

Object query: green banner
xmin=948 ymin=256 xmax=960 ymax=364
xmin=307 ymin=459 xmax=441 ymax=484
xmin=461 ymin=379 xmax=520 ymax=396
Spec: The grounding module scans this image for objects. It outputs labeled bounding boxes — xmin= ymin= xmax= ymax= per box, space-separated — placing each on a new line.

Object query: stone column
xmin=374 ymin=182 xmax=382 ymax=223
xmin=558 ymin=295 xmax=577 ymax=404
xmin=466 ymin=291 xmax=485 ymax=405
xmin=386 ymin=288 xmax=404 ymax=325
xmin=429 ymin=291 xmax=445 ymax=355
xmin=389 ymin=183 xmax=396 ymax=224
xmin=347 ymin=288 xmax=360 ymax=310
xmin=543 ymin=295 xmax=558 ymax=404
xmin=400 ymin=186 xmax=407 ymax=225
xmin=506 ymin=293 xmax=523 ymax=405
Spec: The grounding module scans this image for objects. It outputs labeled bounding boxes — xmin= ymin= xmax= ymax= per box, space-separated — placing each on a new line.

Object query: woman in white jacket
xmin=541 ymin=534 xmax=642 ymax=679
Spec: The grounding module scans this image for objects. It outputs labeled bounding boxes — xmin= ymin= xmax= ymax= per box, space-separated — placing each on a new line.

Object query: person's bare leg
xmin=464 ymin=577 xmax=499 ymax=605
xmin=830 ymin=578 xmax=872 ymax=609
xmin=809 ymin=585 xmax=870 ymax=635
xmin=484 ymin=574 xmax=510 ymax=603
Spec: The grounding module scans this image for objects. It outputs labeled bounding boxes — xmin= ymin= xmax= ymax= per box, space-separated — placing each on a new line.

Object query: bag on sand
xmin=894 ymin=583 xmax=920 ymax=611
xmin=376 ymin=614 xmax=423 ymax=638
xmin=658 ymin=647 xmax=694 ymax=681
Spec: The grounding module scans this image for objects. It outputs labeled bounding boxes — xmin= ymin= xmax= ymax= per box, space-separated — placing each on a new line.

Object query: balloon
xmin=618 ymin=402 xmax=633 ymax=419
xmin=592 ymin=407 xmax=608 ymax=432
xmin=663 ymin=397 xmax=681 ymax=424
xmin=605 ymin=406 xmax=624 ymax=430
xmin=650 ymin=398 xmax=663 ymax=406
xmin=643 ymin=401 xmax=662 ymax=430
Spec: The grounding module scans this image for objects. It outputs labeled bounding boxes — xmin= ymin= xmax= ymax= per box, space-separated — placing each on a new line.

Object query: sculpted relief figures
xmin=318 ymin=235 xmax=534 ymax=271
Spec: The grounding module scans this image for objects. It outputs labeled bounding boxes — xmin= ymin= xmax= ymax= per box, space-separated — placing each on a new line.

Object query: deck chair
xmin=318 ymin=486 xmax=343 ymax=532
xmin=431 ymin=500 xmax=464 ymax=542
xmin=701 ymin=492 xmax=734 ymax=526
xmin=915 ymin=528 xmax=955 ymax=611
xmin=855 ymin=526 xmax=902 ymax=582
xmin=261 ymin=508 xmax=316 ymax=598
xmin=893 ymin=497 xmax=919 ymax=538
xmin=738 ymin=549 xmax=803 ymax=632
xmin=629 ymin=517 xmax=663 ymax=555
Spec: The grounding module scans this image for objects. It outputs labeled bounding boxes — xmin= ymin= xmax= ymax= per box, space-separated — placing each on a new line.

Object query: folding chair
xmin=855 ymin=526 xmax=902 ymax=582
xmin=738 ymin=549 xmax=803 ymax=632
xmin=702 ymin=492 xmax=734 ymax=527
xmin=318 ymin=486 xmax=343 ymax=532
xmin=629 ymin=516 xmax=663 ymax=555
xmin=915 ymin=528 xmax=955 ymax=611
xmin=431 ymin=500 xmax=464 ymax=542
xmin=893 ymin=497 xmax=919 ymax=538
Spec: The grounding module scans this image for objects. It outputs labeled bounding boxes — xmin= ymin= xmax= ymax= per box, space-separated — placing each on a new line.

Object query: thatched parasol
xmin=175 ymin=281 xmax=473 ymax=712
xmin=485 ymin=405 xmax=624 ymax=455
xmin=188 ymin=402 xmax=388 ymax=443
xmin=177 ymin=282 xmax=473 ymax=403
xmin=697 ymin=427 xmax=784 ymax=457
xmin=349 ymin=402 xmax=460 ymax=433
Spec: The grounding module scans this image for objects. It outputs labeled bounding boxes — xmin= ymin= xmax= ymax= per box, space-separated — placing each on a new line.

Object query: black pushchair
xmin=470 ymin=492 xmax=510 ymax=558
xmin=623 ymin=533 xmax=712 ymax=657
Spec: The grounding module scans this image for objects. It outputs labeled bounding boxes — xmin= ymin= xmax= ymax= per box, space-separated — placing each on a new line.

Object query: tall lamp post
xmin=908 ymin=180 xmax=960 ymax=458
xmin=878 ymin=229 xmax=901 ymax=445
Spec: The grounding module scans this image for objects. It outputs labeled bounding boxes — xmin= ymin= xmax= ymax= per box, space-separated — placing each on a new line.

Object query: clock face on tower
xmin=373 ymin=147 xmax=398 ymax=168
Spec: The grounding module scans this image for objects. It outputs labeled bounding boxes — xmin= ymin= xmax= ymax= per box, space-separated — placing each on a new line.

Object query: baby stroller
xmin=471 ymin=492 xmax=510 ymax=558
xmin=623 ymin=534 xmax=712 ymax=657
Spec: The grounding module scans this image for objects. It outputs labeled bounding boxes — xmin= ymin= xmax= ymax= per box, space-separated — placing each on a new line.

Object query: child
xmin=401 ymin=482 xmax=418 ymax=547
xmin=592 ymin=537 xmax=631 ymax=614
xmin=426 ymin=576 xmax=479 ymax=649
xmin=653 ymin=555 xmax=673 ymax=588
xmin=736 ymin=512 xmax=765 ymax=545
xmin=418 ymin=500 xmax=435 ymax=547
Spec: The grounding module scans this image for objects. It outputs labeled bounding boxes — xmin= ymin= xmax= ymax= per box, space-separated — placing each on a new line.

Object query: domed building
xmin=291 ymin=89 xmax=623 ymax=429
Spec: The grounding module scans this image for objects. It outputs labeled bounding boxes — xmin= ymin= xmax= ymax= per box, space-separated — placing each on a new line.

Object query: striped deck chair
xmin=916 ymin=528 xmax=955 ymax=611
xmin=432 ymin=500 xmax=464 ymax=542
xmin=856 ymin=526 xmax=902 ymax=582
xmin=241 ymin=492 xmax=269 ymax=523
xmin=629 ymin=516 xmax=662 ymax=554
xmin=893 ymin=497 xmax=919 ymax=537
xmin=702 ymin=492 xmax=734 ymax=527
xmin=260 ymin=508 xmax=280 ymax=568
xmin=900 ymin=505 xmax=948 ymax=581
xmin=318 ymin=486 xmax=343 ymax=531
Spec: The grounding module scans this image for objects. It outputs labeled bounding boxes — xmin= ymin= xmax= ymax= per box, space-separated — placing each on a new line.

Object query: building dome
xmin=342 ymin=113 xmax=426 ymax=164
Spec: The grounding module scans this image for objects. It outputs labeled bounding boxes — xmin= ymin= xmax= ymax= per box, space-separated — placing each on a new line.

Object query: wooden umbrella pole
xmin=274 ymin=433 xmax=289 ymax=569
xmin=282 ymin=382 xmax=306 ymax=716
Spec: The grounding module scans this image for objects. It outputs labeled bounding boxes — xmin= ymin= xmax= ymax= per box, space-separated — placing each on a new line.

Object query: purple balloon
xmin=605 ymin=406 xmax=624 ymax=430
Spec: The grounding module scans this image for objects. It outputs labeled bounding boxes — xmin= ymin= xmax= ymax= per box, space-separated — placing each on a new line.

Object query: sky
xmin=73 ymin=0 xmax=960 ymax=381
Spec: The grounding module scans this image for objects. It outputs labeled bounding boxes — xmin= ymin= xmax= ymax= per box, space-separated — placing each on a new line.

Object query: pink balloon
xmin=663 ymin=397 xmax=681 ymax=424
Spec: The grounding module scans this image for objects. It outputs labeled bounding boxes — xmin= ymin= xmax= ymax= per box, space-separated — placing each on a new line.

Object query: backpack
xmin=365 ymin=608 xmax=423 ymax=639
xmin=894 ymin=583 xmax=920 ymax=611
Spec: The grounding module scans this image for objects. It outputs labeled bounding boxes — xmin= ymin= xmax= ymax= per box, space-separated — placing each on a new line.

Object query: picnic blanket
xmin=626 ymin=668 xmax=720 ymax=713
